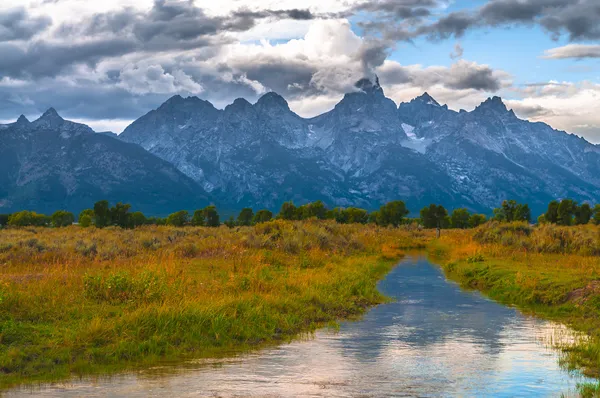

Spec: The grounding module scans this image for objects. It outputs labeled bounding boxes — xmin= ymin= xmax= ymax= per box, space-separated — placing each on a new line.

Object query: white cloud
xmin=542 ymin=44 xmax=600 ymax=59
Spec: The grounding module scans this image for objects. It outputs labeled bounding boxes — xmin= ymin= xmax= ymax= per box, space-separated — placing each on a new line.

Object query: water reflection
xmin=9 ymin=255 xmax=592 ymax=397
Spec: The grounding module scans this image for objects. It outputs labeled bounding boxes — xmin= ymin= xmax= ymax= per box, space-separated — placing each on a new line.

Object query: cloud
xmin=542 ymin=44 xmax=600 ymax=59
xmin=450 ymin=43 xmax=464 ymax=60
xmin=0 ymin=6 xmax=52 ymax=41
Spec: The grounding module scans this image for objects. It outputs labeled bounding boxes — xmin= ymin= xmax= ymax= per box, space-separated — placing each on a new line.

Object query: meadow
xmin=0 ymin=220 xmax=431 ymax=389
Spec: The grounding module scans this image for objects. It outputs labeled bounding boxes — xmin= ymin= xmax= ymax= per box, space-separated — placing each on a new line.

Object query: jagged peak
xmin=225 ymin=98 xmax=254 ymax=113
xmin=16 ymin=115 xmax=30 ymax=124
xmin=40 ymin=107 xmax=62 ymax=120
xmin=255 ymin=92 xmax=289 ymax=111
xmin=354 ymin=75 xmax=384 ymax=95
xmin=413 ymin=92 xmax=440 ymax=107
xmin=476 ymin=96 xmax=508 ymax=112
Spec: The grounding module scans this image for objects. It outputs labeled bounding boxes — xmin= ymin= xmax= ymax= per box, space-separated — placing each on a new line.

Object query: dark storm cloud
xmin=0 ymin=7 xmax=52 ymax=41
xmin=0 ymin=39 xmax=137 ymax=78
xmin=447 ymin=67 xmax=500 ymax=91
xmin=360 ymin=0 xmax=600 ymax=42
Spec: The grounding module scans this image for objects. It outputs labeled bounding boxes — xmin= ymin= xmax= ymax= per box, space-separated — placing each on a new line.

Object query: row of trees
xmin=2 ymin=198 xmax=599 ymax=229
xmin=541 ymin=199 xmax=600 ymax=226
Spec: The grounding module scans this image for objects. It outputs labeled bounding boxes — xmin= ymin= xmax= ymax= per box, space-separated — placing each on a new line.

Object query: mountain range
xmin=2 ymin=76 xmax=599 ymax=216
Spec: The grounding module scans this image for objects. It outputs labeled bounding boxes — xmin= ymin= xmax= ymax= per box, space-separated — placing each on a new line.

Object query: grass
xmin=0 ymin=220 xmax=432 ymax=389
xmin=430 ymin=221 xmax=600 ymax=396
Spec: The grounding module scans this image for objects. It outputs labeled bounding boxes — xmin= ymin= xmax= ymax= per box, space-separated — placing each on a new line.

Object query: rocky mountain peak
xmin=16 ymin=115 xmax=30 ymax=125
xmin=354 ymin=75 xmax=384 ymax=96
xmin=476 ymin=96 xmax=508 ymax=113
xmin=414 ymin=92 xmax=440 ymax=107
xmin=40 ymin=107 xmax=62 ymax=120
xmin=255 ymin=92 xmax=290 ymax=112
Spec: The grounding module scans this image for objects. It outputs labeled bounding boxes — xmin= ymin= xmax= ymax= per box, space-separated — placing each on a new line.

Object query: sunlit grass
xmin=0 ymin=220 xmax=432 ymax=389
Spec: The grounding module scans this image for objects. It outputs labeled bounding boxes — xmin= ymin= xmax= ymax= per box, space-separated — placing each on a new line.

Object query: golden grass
xmin=0 ymin=220 xmax=432 ymax=389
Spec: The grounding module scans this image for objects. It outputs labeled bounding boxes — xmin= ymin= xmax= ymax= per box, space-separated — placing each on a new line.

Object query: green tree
xmin=450 ymin=208 xmax=471 ymax=229
xmin=299 ymin=201 xmax=327 ymax=220
xmin=537 ymin=214 xmax=547 ymax=225
xmin=545 ymin=200 xmax=560 ymax=224
xmin=368 ymin=211 xmax=379 ymax=224
xmin=279 ymin=201 xmax=298 ymax=220
xmin=191 ymin=209 xmax=205 ymax=226
xmin=79 ymin=215 xmax=93 ymax=228
xmin=166 ymin=210 xmax=189 ymax=227
xmin=493 ymin=200 xmax=530 ymax=222
xmin=593 ymin=204 xmax=600 ymax=225
xmin=0 ymin=214 xmax=9 ymax=227
xmin=420 ymin=204 xmax=449 ymax=229
xmin=78 ymin=209 xmax=94 ymax=225
xmin=224 ymin=216 xmax=236 ymax=228
xmin=93 ymin=200 xmax=111 ymax=228
xmin=574 ymin=203 xmax=593 ymax=225
xmin=8 ymin=211 xmax=48 ymax=227
xmin=253 ymin=210 xmax=273 ymax=224
xmin=237 ymin=208 xmax=254 ymax=226
xmin=130 ymin=211 xmax=147 ymax=227
xmin=51 ymin=210 xmax=74 ymax=227
xmin=469 ymin=214 xmax=487 ymax=228
xmin=344 ymin=207 xmax=369 ymax=224
xmin=110 ymin=202 xmax=132 ymax=228
xmin=203 ymin=205 xmax=220 ymax=227
xmin=557 ymin=199 xmax=576 ymax=226
xmin=378 ymin=201 xmax=410 ymax=227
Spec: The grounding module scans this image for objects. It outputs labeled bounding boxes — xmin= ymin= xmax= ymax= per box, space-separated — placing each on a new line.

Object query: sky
xmin=1 ymin=0 xmax=599 ymax=143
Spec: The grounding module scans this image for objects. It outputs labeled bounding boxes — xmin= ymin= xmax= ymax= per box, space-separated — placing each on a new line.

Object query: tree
xmin=469 ymin=214 xmax=487 ymax=228
xmin=344 ymin=207 xmax=369 ymax=224
xmin=377 ymin=201 xmax=410 ymax=227
xmin=253 ymin=210 xmax=273 ymax=224
xmin=93 ymin=200 xmax=111 ymax=228
xmin=51 ymin=210 xmax=74 ymax=227
xmin=203 ymin=205 xmax=220 ymax=227
xmin=79 ymin=215 xmax=93 ymax=228
xmin=450 ymin=208 xmax=471 ymax=229
xmin=8 ymin=211 xmax=48 ymax=227
xmin=574 ymin=203 xmax=593 ymax=225
xmin=191 ymin=209 xmax=205 ymax=226
xmin=130 ymin=211 xmax=147 ymax=227
xmin=237 ymin=208 xmax=254 ymax=226
xmin=368 ymin=211 xmax=379 ymax=224
xmin=493 ymin=200 xmax=530 ymax=222
xmin=545 ymin=200 xmax=559 ymax=224
xmin=110 ymin=202 xmax=132 ymax=228
xmin=224 ymin=216 xmax=236 ymax=228
xmin=0 ymin=214 xmax=9 ymax=227
xmin=78 ymin=209 xmax=94 ymax=225
xmin=557 ymin=199 xmax=576 ymax=226
xmin=279 ymin=201 xmax=298 ymax=220
xmin=166 ymin=210 xmax=189 ymax=227
xmin=299 ymin=201 xmax=327 ymax=220
xmin=593 ymin=204 xmax=600 ymax=225
xmin=420 ymin=204 xmax=448 ymax=229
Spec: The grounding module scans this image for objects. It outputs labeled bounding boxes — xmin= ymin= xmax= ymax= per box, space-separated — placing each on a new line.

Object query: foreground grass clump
xmin=431 ymin=222 xmax=600 ymax=385
xmin=0 ymin=220 xmax=431 ymax=389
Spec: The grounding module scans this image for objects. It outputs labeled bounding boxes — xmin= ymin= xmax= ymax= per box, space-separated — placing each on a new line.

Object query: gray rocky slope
xmin=120 ymin=77 xmax=600 ymax=215
xmin=0 ymin=109 xmax=209 ymax=215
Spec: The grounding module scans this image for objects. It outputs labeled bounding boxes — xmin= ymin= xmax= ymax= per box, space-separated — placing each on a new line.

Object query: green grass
xmin=0 ymin=221 xmax=430 ymax=390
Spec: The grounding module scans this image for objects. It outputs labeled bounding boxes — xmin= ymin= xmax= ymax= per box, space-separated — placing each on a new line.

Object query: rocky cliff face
xmin=0 ymin=110 xmax=209 ymax=215
xmin=110 ymin=77 xmax=600 ymax=214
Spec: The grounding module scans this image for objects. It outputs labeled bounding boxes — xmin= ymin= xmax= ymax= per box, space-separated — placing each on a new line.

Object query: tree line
xmin=1 ymin=199 xmax=599 ymax=229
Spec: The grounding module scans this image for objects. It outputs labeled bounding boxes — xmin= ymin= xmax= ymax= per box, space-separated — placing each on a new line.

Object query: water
xmin=9 ymin=256 xmax=593 ymax=397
